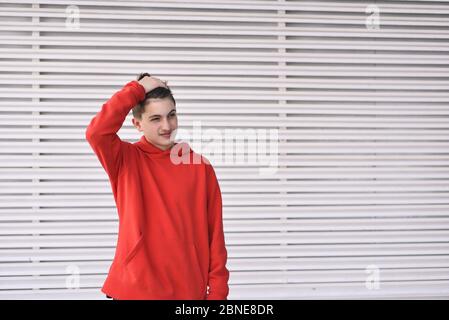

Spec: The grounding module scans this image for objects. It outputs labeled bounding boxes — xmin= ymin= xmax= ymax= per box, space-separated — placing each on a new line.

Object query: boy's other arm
xmin=205 ymin=164 xmax=230 ymax=300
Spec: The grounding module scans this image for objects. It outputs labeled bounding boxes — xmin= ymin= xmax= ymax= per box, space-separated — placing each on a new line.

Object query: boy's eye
xmin=150 ymin=113 xmax=175 ymax=121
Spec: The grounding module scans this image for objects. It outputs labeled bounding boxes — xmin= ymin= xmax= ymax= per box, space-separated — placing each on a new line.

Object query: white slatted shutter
xmin=0 ymin=0 xmax=449 ymax=299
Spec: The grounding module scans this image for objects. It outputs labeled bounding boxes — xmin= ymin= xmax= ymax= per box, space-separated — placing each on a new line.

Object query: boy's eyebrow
xmin=148 ymin=109 xmax=176 ymax=118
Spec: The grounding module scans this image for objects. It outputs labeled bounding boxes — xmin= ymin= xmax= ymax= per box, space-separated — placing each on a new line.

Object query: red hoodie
xmin=85 ymin=80 xmax=230 ymax=300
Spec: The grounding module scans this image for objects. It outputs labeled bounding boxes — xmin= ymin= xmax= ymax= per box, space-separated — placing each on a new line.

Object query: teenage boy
xmin=85 ymin=73 xmax=229 ymax=300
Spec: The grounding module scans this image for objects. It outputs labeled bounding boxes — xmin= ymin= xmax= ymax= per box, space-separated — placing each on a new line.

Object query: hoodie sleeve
xmin=85 ymin=81 xmax=145 ymax=182
xmin=205 ymin=163 xmax=230 ymax=300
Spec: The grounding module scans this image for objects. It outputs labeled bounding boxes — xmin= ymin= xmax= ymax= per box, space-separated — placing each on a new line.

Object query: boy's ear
xmin=132 ymin=118 xmax=142 ymax=131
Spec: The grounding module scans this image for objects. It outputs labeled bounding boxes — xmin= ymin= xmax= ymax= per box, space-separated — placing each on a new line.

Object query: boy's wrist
xmin=124 ymin=80 xmax=146 ymax=103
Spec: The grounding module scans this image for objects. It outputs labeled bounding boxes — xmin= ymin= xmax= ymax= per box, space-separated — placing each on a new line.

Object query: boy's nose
xmin=161 ymin=118 xmax=170 ymax=130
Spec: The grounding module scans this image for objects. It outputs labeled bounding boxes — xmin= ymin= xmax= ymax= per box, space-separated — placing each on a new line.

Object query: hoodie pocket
xmin=123 ymin=233 xmax=144 ymax=267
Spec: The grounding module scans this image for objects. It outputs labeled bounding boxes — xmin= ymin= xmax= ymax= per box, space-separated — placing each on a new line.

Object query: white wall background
xmin=1 ymin=0 xmax=449 ymax=299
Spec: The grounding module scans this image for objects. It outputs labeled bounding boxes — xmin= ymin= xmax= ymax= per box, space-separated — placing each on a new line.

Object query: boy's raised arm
xmin=85 ymin=80 xmax=145 ymax=182
xmin=85 ymin=75 xmax=167 ymax=182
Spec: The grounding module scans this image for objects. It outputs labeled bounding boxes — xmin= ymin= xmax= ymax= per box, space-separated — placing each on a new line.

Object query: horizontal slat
xmin=3 ymin=75 xmax=449 ymax=89
xmin=2 ymin=158 xmax=449 ymax=169
xmin=1 ymin=217 xmax=449 ymax=235
xmin=4 ymin=127 xmax=449 ymax=139
xmin=3 ymin=115 xmax=449 ymax=128
xmin=2 ymin=87 xmax=449 ymax=100
xmin=1 ymin=281 xmax=448 ymax=299
xmin=1 ymin=230 xmax=449 ymax=248
xmin=4 ymin=142 xmax=449 ymax=154
xmin=0 ymin=144 xmax=449 ymax=155
xmin=3 ymin=255 xmax=449 ymax=276
xmin=4 ymin=103 xmax=449 ymax=115
xmin=2 ymin=152 xmax=449 ymax=161
xmin=3 ymin=82 xmax=449 ymax=95
xmin=17 ymin=124 xmax=449 ymax=134
xmin=230 ymin=280 xmax=449 ymax=299
xmin=1 ymin=180 xmax=449 ymax=194
xmin=1 ymin=204 xmax=449 ymax=221
xmin=2 ymin=268 xmax=449 ymax=290
xmin=1 ymin=37 xmax=448 ymax=53
xmin=2 ymin=49 xmax=449 ymax=65
xmin=3 ymin=63 xmax=449 ymax=77
xmin=2 ymin=167 xmax=449 ymax=181
xmin=2 ymin=7 xmax=449 ymax=28
xmin=1 ymin=193 xmax=449 ymax=208
xmin=3 ymin=243 xmax=449 ymax=262
xmin=4 ymin=0 xmax=449 ymax=14
xmin=5 ymin=25 xmax=448 ymax=39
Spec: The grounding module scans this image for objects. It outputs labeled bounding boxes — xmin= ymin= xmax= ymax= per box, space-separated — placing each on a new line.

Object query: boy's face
xmin=132 ymin=98 xmax=178 ymax=151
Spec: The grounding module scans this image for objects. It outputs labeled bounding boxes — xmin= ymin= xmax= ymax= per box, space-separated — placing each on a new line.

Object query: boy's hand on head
xmin=137 ymin=73 xmax=169 ymax=93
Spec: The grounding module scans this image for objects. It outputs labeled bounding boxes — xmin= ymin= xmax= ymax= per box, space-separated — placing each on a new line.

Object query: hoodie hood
xmin=134 ymin=135 xmax=194 ymax=159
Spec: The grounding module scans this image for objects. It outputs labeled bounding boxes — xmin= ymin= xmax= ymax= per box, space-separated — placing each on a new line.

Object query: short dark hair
xmin=132 ymin=72 xmax=176 ymax=120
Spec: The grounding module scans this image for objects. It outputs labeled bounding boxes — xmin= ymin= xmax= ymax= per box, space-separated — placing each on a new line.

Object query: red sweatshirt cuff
xmin=126 ymin=80 xmax=146 ymax=102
